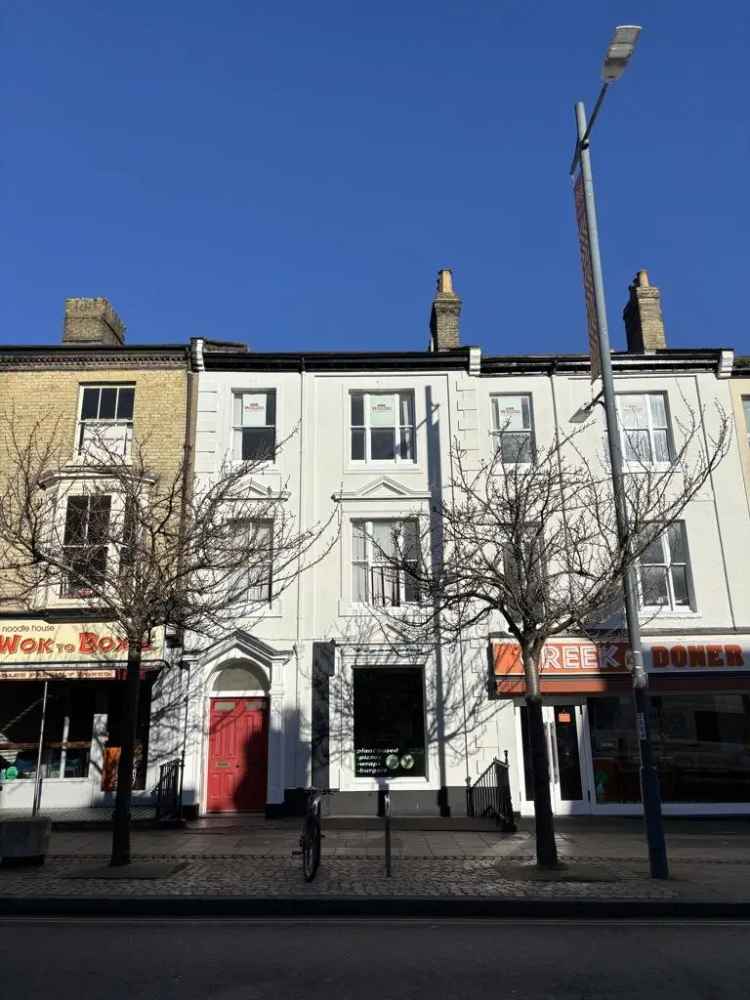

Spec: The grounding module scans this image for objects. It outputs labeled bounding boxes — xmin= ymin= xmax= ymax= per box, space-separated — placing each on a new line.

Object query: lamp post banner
xmin=573 ymin=168 xmax=601 ymax=382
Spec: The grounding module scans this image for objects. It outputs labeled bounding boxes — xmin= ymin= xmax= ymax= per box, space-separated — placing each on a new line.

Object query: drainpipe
xmin=444 ymin=372 xmax=472 ymax=803
xmin=294 ymin=357 xmax=306 ymax=791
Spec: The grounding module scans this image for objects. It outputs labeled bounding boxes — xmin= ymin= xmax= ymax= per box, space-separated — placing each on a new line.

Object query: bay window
xmin=62 ymin=494 xmax=112 ymax=598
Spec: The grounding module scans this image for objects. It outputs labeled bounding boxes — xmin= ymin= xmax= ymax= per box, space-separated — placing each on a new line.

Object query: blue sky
xmin=4 ymin=2 xmax=748 ymax=355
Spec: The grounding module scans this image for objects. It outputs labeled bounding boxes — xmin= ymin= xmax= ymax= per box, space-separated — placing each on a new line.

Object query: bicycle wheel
xmin=301 ymin=815 xmax=321 ymax=882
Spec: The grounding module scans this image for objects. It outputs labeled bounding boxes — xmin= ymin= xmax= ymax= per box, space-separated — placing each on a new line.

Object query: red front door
xmin=207 ymin=698 xmax=269 ymax=813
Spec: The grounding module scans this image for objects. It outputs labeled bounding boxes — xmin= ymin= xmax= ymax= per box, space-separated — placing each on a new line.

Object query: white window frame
xmin=637 ymin=521 xmax=694 ymax=613
xmin=59 ymin=492 xmax=113 ymax=599
xmin=76 ymin=383 xmax=135 ymax=460
xmin=490 ymin=393 xmax=535 ymax=464
xmin=53 ymin=485 xmax=136 ymax=604
xmin=351 ymin=518 xmax=420 ymax=607
xmin=615 ymin=392 xmax=673 ymax=468
xmin=231 ymin=389 xmax=277 ymax=464
xmin=350 ymin=390 xmax=416 ymax=465
xmin=224 ymin=517 xmax=274 ymax=606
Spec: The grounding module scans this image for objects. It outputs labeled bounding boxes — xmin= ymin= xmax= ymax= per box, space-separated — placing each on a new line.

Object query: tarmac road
xmin=2 ymin=917 xmax=750 ymax=999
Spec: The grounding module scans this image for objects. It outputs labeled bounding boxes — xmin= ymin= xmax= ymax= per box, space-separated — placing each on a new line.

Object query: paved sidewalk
xmin=1 ymin=818 xmax=750 ymax=912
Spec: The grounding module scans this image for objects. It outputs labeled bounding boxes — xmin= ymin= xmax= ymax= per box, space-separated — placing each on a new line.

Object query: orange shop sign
xmin=0 ymin=620 xmax=164 ymax=667
xmin=494 ymin=641 xmax=629 ymax=678
xmin=493 ymin=639 xmax=748 ymax=683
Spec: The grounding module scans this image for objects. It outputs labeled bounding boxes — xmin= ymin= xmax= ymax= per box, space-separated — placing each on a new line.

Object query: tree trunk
xmin=110 ymin=642 xmax=142 ymax=867
xmin=525 ymin=695 xmax=559 ymax=867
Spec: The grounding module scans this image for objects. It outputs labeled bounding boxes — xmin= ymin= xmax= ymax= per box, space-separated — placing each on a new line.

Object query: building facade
xmin=3 ymin=273 xmax=750 ymax=821
xmin=177 ymin=270 xmax=750 ymax=820
xmin=0 ymin=298 xmax=191 ymax=812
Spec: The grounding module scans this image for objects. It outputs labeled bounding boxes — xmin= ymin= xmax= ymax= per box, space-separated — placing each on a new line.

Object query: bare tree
xmin=366 ymin=401 xmax=730 ymax=866
xmin=0 ymin=415 xmax=337 ymax=865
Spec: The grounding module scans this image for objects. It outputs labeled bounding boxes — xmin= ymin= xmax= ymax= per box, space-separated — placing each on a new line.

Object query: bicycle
xmin=296 ymin=787 xmax=333 ymax=882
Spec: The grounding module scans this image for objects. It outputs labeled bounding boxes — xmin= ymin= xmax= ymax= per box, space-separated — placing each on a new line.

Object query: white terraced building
xmin=167 ymin=269 xmax=750 ymax=821
xmin=2 ymin=270 xmax=749 ymax=821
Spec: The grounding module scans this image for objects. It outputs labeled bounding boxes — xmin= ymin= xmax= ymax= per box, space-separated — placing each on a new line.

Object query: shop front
xmin=494 ymin=637 xmax=750 ymax=816
xmin=0 ymin=618 xmax=164 ymax=812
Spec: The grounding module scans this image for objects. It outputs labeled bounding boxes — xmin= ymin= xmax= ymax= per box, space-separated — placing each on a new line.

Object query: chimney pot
xmin=429 ymin=268 xmax=461 ymax=351
xmin=623 ymin=271 xmax=666 ymax=353
xmin=63 ymin=297 xmax=126 ymax=347
xmin=438 ymin=268 xmax=454 ymax=295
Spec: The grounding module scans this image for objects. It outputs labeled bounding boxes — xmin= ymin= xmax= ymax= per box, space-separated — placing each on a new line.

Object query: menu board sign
xmin=354 ymin=746 xmax=423 ymax=779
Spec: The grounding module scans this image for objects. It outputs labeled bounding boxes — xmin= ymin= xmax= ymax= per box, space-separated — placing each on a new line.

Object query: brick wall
xmin=0 ymin=362 xmax=190 ymax=605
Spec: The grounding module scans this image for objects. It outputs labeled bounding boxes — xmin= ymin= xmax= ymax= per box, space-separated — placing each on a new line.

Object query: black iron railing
xmin=155 ymin=759 xmax=182 ymax=821
xmin=467 ymin=752 xmax=516 ymax=831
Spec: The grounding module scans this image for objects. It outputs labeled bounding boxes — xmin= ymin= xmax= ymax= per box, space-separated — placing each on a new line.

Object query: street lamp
xmin=570 ymin=26 xmax=669 ymax=879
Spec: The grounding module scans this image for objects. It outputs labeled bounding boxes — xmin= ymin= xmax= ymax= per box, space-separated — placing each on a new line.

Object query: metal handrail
xmin=155 ymin=758 xmax=182 ymax=822
xmin=467 ymin=752 xmax=516 ymax=832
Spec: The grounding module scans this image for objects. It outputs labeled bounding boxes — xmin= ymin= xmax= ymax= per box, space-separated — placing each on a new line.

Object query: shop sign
xmin=0 ymin=668 xmax=118 ymax=681
xmin=354 ymin=747 xmax=422 ymax=778
xmin=494 ymin=641 xmax=629 ymax=678
xmin=494 ymin=639 xmax=749 ymax=679
xmin=0 ymin=620 xmax=164 ymax=667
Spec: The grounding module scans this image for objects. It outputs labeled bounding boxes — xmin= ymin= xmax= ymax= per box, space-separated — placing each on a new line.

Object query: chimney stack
xmin=63 ymin=297 xmax=126 ymax=347
xmin=429 ymin=268 xmax=461 ymax=351
xmin=623 ymin=270 xmax=666 ymax=353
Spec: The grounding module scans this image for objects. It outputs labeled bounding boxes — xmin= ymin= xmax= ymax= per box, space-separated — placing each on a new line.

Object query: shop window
xmin=650 ymin=694 xmax=750 ymax=803
xmin=637 ymin=522 xmax=692 ymax=611
xmin=491 ymin=394 xmax=535 ymax=463
xmin=102 ymin=677 xmax=153 ymax=791
xmin=0 ymin=681 xmax=96 ymax=782
xmin=353 ymin=667 xmax=426 ymax=778
xmin=588 ymin=696 xmax=641 ymax=804
xmin=615 ymin=392 xmax=672 ymax=465
xmin=62 ymin=494 xmax=112 ymax=598
xmin=233 ymin=390 xmax=276 ymax=462
xmin=77 ymin=384 xmax=134 ymax=458
xmin=352 ymin=519 xmax=420 ymax=607
xmin=587 ymin=693 xmax=750 ymax=804
xmin=350 ymin=391 xmax=416 ymax=463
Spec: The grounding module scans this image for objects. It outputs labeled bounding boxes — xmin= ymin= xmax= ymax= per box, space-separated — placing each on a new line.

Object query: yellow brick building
xmin=0 ymin=298 xmax=192 ymax=813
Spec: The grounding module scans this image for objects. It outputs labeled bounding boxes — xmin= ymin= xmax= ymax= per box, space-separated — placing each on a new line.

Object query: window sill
xmin=1 ymin=777 xmax=91 ymax=784
xmin=344 ymin=776 xmax=431 ymax=792
xmin=338 ymin=600 xmax=422 ymax=618
xmin=346 ymin=462 xmax=422 ymax=474
xmin=622 ymin=463 xmax=675 ymax=474
xmin=639 ymin=608 xmax=700 ymax=619
xmin=229 ymin=459 xmax=278 ymax=471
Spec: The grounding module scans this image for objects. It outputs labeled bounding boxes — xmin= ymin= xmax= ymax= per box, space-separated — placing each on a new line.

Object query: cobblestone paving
xmin=3 ymin=822 xmax=750 ymax=902
xmin=0 ymin=854 xmax=683 ymax=899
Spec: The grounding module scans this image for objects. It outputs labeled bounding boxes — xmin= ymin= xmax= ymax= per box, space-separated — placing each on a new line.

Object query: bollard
xmin=384 ymin=786 xmax=392 ymax=878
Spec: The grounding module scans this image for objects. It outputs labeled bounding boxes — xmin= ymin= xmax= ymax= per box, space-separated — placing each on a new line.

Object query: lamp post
xmin=570 ymin=26 xmax=669 ymax=879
